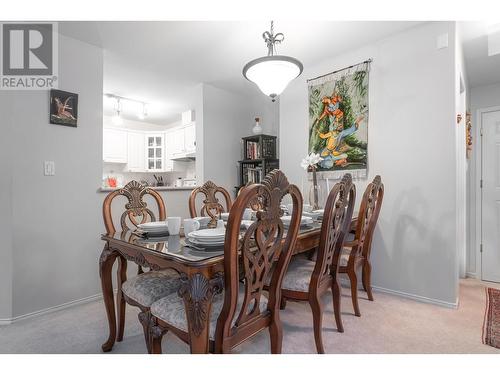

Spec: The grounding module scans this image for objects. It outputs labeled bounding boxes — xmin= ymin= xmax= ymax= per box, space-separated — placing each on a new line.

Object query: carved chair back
xmin=312 ymin=174 xmax=356 ymax=289
xmin=189 ymin=181 xmax=232 ymax=228
xmin=214 ymin=170 xmax=302 ymax=350
xmin=237 ymin=182 xmax=264 ymax=211
xmin=352 ymin=175 xmax=384 ymax=260
xmin=102 ymin=180 xmax=166 ymax=235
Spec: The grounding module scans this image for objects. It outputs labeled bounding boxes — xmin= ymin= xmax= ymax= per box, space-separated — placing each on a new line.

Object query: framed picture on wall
xmin=49 ymin=89 xmax=78 ymax=127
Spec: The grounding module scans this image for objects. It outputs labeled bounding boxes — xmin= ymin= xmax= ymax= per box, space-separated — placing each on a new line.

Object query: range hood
xmin=171 ymin=151 xmax=196 ymax=161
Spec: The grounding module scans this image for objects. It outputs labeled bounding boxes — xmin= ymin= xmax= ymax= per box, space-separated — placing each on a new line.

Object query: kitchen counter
xmin=98 ymin=185 xmax=197 ymax=193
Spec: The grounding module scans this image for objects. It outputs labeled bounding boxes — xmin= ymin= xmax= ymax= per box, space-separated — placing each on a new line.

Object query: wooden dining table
xmin=99 ymin=217 xmax=357 ymax=354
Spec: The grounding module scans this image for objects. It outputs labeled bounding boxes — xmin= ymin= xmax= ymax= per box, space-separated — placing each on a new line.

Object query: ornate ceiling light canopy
xmin=243 ymin=21 xmax=303 ymax=102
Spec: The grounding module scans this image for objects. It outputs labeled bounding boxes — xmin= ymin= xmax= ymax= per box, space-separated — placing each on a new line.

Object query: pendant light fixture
xmin=243 ymin=21 xmax=303 ymax=102
xmin=112 ymin=97 xmax=123 ymax=125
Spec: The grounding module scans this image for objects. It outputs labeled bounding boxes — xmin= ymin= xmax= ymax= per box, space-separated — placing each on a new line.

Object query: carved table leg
xmin=178 ymin=272 xmax=223 ymax=354
xmin=116 ymin=255 xmax=127 ymax=342
xmin=99 ymin=243 xmax=119 ymax=352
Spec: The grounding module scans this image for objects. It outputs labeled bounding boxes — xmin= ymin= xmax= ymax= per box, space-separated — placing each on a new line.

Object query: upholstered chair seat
xmin=265 ymin=255 xmax=314 ymax=292
xmin=339 ymin=248 xmax=351 ymax=267
xmin=151 ymin=284 xmax=268 ymax=340
xmin=122 ymin=269 xmax=181 ymax=307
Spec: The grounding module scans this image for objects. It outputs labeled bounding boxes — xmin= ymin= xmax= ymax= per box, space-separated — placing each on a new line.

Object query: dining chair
xmin=339 ymin=175 xmax=384 ymax=316
xmin=102 ymin=180 xmax=181 ymax=353
xmin=274 ymin=174 xmax=355 ymax=354
xmin=147 ymin=169 xmax=303 ymax=354
xmin=189 ymin=180 xmax=232 ymax=228
xmin=238 ymin=181 xmax=264 ymax=211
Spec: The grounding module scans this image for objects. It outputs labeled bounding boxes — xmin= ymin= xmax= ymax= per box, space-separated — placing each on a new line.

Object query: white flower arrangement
xmin=301 ymin=152 xmax=323 ymax=170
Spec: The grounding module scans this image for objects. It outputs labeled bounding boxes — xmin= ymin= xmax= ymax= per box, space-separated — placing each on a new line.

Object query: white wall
xmin=201 ymin=83 xmax=278 ymax=194
xmin=468 ymin=82 xmax=500 ymax=278
xmin=279 ymin=22 xmax=459 ymax=306
xmin=455 ymin=24 xmax=468 ymax=279
xmin=0 ymin=93 xmax=13 ymax=321
xmin=1 ymin=34 xmax=104 ymax=318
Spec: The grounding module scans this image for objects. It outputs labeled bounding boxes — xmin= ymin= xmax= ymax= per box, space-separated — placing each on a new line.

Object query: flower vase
xmin=308 ymin=167 xmax=323 ymax=210
xmin=252 ymin=117 xmax=263 ymax=135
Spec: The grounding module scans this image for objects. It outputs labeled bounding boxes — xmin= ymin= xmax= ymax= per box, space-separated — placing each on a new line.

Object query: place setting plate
xmin=185 ymin=228 xmax=226 ymax=251
xmin=135 ymin=221 xmax=169 ymax=237
xmin=281 ymin=215 xmax=315 ymax=228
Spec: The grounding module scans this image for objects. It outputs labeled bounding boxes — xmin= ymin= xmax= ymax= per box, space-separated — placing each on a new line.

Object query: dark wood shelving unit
xmin=237 ymin=134 xmax=279 ymax=193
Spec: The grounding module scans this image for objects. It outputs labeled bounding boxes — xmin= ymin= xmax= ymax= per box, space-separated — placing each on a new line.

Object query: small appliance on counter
xmin=182 ymin=178 xmax=197 ymax=187
xmin=174 ymin=177 xmax=183 ymax=187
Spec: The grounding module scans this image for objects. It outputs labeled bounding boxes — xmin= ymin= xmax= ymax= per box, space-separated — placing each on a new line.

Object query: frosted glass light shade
xmin=243 ymin=55 xmax=303 ymax=99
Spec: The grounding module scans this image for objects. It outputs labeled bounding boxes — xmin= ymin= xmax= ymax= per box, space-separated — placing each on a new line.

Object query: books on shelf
xmin=238 ymin=135 xmax=278 ymax=189
xmin=241 ymin=164 xmax=263 ymax=184
xmin=262 ymin=138 xmax=275 ymax=159
xmin=246 ymin=141 xmax=260 ymax=160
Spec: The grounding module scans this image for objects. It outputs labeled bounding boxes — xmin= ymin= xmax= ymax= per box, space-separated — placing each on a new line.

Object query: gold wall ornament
xmin=466 ymin=112 xmax=472 ymax=159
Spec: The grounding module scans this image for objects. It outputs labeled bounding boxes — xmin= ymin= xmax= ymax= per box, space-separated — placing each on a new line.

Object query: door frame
xmin=475 ymin=105 xmax=500 ymax=281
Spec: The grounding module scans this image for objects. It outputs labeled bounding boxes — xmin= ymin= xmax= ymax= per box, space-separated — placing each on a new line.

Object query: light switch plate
xmin=437 ymin=33 xmax=449 ymax=49
xmin=44 ymin=161 xmax=55 ymax=176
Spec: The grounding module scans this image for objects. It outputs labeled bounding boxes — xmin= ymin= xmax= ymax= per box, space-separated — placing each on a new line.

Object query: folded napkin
xmin=133 ymin=229 xmax=169 ymax=239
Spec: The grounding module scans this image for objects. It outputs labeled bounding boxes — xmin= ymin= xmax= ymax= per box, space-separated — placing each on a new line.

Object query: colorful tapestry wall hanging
xmin=307 ymin=60 xmax=370 ymax=179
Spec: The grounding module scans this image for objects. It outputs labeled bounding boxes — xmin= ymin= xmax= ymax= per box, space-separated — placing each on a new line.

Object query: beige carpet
xmin=0 ymin=278 xmax=498 ymax=354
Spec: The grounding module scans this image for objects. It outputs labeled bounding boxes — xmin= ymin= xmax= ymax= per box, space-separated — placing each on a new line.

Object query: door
xmin=103 ymin=128 xmax=127 ymax=163
xmin=482 ymin=109 xmax=500 ymax=282
xmin=184 ymin=123 xmax=196 ymax=153
xmin=145 ymin=134 xmax=164 ymax=171
xmin=163 ymin=131 xmax=174 ymax=171
xmin=126 ymin=132 xmax=145 ymax=172
xmin=172 ymin=128 xmax=185 ymax=155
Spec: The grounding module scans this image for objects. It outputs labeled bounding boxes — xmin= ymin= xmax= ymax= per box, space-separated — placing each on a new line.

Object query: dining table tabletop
xmin=99 ymin=216 xmax=357 ymax=353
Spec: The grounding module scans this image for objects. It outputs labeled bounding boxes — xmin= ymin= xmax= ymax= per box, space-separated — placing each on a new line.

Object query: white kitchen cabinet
xmin=164 ymin=130 xmax=175 ymax=171
xmin=103 ymin=128 xmax=127 ymax=163
xmin=184 ymin=123 xmax=196 ymax=153
xmin=182 ymin=110 xmax=195 ymax=125
xmin=171 ymin=127 xmax=185 ymax=156
xmin=126 ymin=132 xmax=145 ymax=172
xmin=145 ymin=133 xmax=166 ymax=171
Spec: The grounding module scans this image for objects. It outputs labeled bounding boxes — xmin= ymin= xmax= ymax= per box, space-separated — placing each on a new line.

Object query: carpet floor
xmin=0 ymin=278 xmax=498 ymax=354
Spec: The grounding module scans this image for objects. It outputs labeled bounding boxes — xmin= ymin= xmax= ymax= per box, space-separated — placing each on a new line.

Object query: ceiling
xmin=461 ymin=21 xmax=500 ymax=88
xmin=59 ymin=21 xmax=421 ymax=125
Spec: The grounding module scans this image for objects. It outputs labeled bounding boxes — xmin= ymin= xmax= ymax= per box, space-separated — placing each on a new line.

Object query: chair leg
xmin=331 ymin=279 xmax=344 ymax=333
xmin=149 ymin=319 xmax=167 ymax=354
xmin=310 ymin=295 xmax=325 ymax=354
xmin=151 ymin=335 xmax=162 ymax=354
xmin=347 ymin=268 xmax=361 ymax=317
xmin=362 ymin=260 xmax=374 ymax=301
xmin=280 ymin=296 xmax=287 ymax=310
xmin=116 ymin=256 xmax=127 ymax=342
xmin=138 ymin=311 xmax=151 ymax=353
xmin=269 ymin=315 xmax=283 ymax=354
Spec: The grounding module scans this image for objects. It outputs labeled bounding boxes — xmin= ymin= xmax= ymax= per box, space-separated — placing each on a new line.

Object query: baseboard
xmin=371 ymin=285 xmax=459 ymax=309
xmin=466 ymin=272 xmax=477 ymax=279
xmin=0 ymin=293 xmax=104 ymax=325
xmin=0 ymin=281 xmax=460 ymax=325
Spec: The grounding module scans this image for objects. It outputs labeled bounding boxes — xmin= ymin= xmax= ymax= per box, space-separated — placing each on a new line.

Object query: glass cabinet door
xmin=146 ymin=134 xmax=164 ymax=171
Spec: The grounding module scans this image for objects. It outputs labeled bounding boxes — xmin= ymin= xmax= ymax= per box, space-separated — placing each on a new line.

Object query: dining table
xmin=99 ymin=216 xmax=357 ymax=354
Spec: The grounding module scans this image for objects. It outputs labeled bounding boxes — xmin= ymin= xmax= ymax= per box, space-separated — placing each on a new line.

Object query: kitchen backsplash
xmin=102 ymin=162 xmax=196 ymax=188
